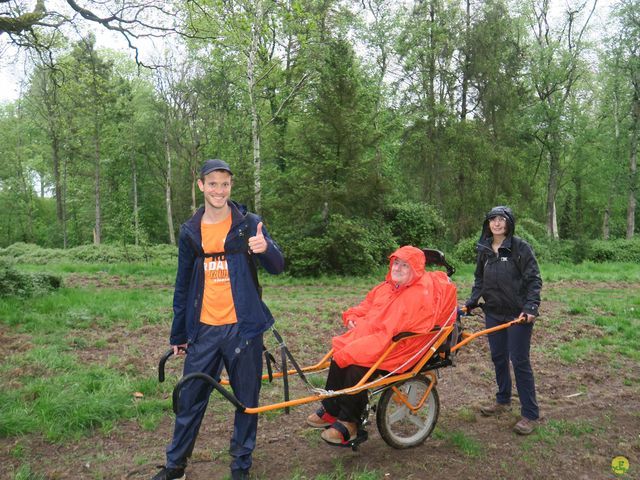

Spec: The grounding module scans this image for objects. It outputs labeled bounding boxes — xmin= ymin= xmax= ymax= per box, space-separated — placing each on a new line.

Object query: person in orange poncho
xmin=306 ymin=245 xmax=458 ymax=445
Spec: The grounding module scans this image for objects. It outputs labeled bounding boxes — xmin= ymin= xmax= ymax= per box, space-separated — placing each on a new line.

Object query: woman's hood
xmin=481 ymin=205 xmax=516 ymax=240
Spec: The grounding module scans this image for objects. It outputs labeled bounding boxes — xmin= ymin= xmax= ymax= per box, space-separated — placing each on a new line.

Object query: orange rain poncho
xmin=332 ymin=246 xmax=458 ymax=373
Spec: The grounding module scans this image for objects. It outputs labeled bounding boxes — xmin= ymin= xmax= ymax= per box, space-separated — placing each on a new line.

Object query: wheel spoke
xmin=406 ymin=385 xmax=422 ymax=403
xmin=388 ymin=405 xmax=409 ymax=424
xmin=377 ymin=377 xmax=439 ymax=449
xmin=406 ymin=412 xmax=426 ymax=429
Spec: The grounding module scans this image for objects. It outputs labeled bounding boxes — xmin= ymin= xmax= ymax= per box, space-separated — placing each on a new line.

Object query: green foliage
xmin=512 ymin=224 xmax=543 ymax=257
xmin=451 ymin=236 xmax=640 ymax=265
xmin=0 ymin=258 xmax=61 ymax=298
xmin=384 ymin=202 xmax=446 ymax=249
xmin=0 ymin=242 xmax=177 ymax=265
xmin=0 ymin=0 xmax=637 ymax=274
xmin=451 ymin=236 xmax=478 ymax=265
xmin=537 ymin=240 xmax=576 ymax=263
xmin=588 ymin=239 xmax=640 ymax=263
xmin=284 ymin=214 xmax=396 ymax=277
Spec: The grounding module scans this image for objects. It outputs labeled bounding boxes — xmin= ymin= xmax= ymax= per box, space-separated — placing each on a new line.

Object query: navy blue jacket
xmin=170 ymin=201 xmax=284 ymax=345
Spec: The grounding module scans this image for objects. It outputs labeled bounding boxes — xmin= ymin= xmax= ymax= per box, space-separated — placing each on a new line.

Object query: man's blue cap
xmin=200 ymin=159 xmax=233 ymax=177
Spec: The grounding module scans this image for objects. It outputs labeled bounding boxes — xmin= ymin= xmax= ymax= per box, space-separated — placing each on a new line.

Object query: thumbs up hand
xmin=248 ymin=222 xmax=267 ymax=254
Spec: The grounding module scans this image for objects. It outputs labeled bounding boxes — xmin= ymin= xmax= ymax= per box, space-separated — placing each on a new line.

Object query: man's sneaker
xmin=480 ymin=402 xmax=512 ymax=417
xmin=513 ymin=417 xmax=540 ymax=435
xmin=151 ymin=466 xmax=185 ymax=480
xmin=231 ymin=469 xmax=250 ymax=480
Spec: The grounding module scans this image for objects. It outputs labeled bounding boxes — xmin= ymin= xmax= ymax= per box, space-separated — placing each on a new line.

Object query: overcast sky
xmin=0 ymin=0 xmax=616 ymax=104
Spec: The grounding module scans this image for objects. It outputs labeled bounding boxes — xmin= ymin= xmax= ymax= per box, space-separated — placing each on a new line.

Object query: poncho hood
xmin=385 ymin=245 xmax=426 ymax=287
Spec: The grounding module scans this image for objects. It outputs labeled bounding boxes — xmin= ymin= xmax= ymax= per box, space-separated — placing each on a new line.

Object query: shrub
xmin=451 ymin=236 xmax=478 ymax=265
xmin=283 ymin=214 xmax=397 ymax=277
xmin=0 ymin=243 xmax=178 ymax=265
xmin=513 ymin=224 xmax=544 ymax=258
xmin=0 ymin=259 xmax=61 ymax=298
xmin=539 ymin=240 xmax=576 ymax=263
xmin=384 ymin=202 xmax=446 ymax=248
xmin=517 ymin=218 xmax=547 ymax=240
xmin=282 ymin=236 xmax=330 ymax=277
xmin=588 ymin=239 xmax=640 ymax=263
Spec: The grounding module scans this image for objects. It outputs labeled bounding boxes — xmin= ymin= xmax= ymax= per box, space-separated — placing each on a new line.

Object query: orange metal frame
xmin=211 ymin=317 xmax=524 ymax=414
xmin=215 ymin=316 xmax=524 ymax=415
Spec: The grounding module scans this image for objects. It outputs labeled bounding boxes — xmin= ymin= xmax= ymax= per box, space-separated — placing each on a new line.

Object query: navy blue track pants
xmin=166 ymin=323 xmax=263 ymax=472
xmin=485 ymin=312 xmax=539 ymax=420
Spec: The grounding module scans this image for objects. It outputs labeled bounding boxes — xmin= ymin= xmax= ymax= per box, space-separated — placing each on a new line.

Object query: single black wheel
xmin=376 ymin=375 xmax=439 ymax=449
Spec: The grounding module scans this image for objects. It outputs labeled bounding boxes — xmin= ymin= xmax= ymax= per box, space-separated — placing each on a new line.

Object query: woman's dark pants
xmin=485 ymin=311 xmax=539 ymax=420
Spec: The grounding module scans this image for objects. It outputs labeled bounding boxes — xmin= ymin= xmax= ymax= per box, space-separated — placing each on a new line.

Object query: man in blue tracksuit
xmin=153 ymin=159 xmax=284 ymax=480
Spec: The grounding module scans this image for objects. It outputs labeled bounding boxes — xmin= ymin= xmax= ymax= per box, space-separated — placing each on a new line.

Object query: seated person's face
xmin=391 ymin=258 xmax=414 ymax=286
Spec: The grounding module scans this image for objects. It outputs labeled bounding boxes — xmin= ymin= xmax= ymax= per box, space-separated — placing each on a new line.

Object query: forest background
xmin=1 ymin=0 xmax=639 ymax=276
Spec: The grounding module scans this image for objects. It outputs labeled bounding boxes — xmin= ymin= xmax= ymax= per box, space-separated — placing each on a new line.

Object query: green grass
xmin=520 ymin=419 xmax=596 ymax=451
xmin=0 ymin=361 xmax=170 ymax=441
xmin=11 ymin=464 xmax=47 ymax=480
xmin=432 ymin=427 xmax=484 ymax=457
xmin=1 ymin=260 xmax=638 ymax=454
xmin=539 ymin=261 xmax=640 ymax=282
xmin=288 ymin=460 xmax=383 ymax=480
xmin=0 ymin=287 xmax=172 ymax=334
xmin=544 ymin=283 xmax=640 ymax=363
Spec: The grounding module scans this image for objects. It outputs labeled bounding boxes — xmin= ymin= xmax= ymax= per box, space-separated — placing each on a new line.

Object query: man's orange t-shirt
xmin=200 ymin=214 xmax=237 ymax=326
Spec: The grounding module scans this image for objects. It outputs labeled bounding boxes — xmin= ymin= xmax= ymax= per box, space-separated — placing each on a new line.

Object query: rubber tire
xmin=376 ymin=375 xmax=440 ymax=449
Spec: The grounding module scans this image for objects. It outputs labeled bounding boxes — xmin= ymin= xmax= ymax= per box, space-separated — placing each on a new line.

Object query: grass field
xmin=1 ymin=261 xmax=639 ymax=479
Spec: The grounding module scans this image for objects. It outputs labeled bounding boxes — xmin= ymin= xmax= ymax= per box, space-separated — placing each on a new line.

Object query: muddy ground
xmin=1 ymin=281 xmax=639 ymax=480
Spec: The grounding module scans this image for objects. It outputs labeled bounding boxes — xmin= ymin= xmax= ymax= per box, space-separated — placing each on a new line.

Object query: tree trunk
xmin=248 ymin=0 xmax=264 ymax=214
xmin=93 ymin=129 xmax=101 ymax=245
xmin=427 ymin=1 xmax=436 ymax=136
xmin=51 ymin=133 xmax=62 ymax=221
xmin=164 ymin=126 xmax=176 ymax=245
xmin=603 ymin=200 xmax=611 ymax=240
xmin=191 ymin=167 xmax=197 ymax=213
xmin=627 ymin=70 xmax=639 ymax=239
xmin=132 ymin=156 xmax=140 ymax=246
xmin=546 ymin=149 xmax=560 ymax=239
xmin=62 ymin=155 xmax=68 ymax=248
xmin=460 ymin=0 xmax=470 ymax=121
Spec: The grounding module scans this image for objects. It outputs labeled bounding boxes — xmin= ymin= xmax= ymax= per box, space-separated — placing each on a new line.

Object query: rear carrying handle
xmin=172 ymin=372 xmax=246 ymax=415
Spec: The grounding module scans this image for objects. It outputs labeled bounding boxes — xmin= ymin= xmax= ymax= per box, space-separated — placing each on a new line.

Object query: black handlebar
xmin=158 ymin=347 xmax=188 ymax=383
xmin=158 ymin=348 xmax=174 ymax=383
xmin=172 ymin=372 xmax=246 ymax=415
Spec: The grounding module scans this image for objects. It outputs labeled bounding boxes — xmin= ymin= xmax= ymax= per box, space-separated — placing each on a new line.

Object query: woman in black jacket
xmin=465 ymin=206 xmax=543 ymax=435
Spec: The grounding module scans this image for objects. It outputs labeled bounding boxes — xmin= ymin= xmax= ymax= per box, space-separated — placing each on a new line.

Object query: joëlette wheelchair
xmin=158 ymin=249 xmax=524 ymax=451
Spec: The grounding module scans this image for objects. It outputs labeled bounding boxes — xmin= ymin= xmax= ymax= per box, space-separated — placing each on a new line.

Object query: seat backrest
xmin=422 ymin=248 xmax=456 ymax=277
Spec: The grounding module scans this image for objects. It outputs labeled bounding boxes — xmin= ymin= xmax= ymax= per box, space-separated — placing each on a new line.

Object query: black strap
xmin=267 ymin=327 xmax=318 ymax=414
xmin=280 ymin=341 xmax=290 ymax=414
xmin=271 ymin=328 xmax=312 ymax=387
xmin=330 ymin=421 xmax=352 ymax=443
xmin=263 ymin=347 xmax=277 ymax=382
xmin=201 ymin=249 xmax=263 ymax=299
